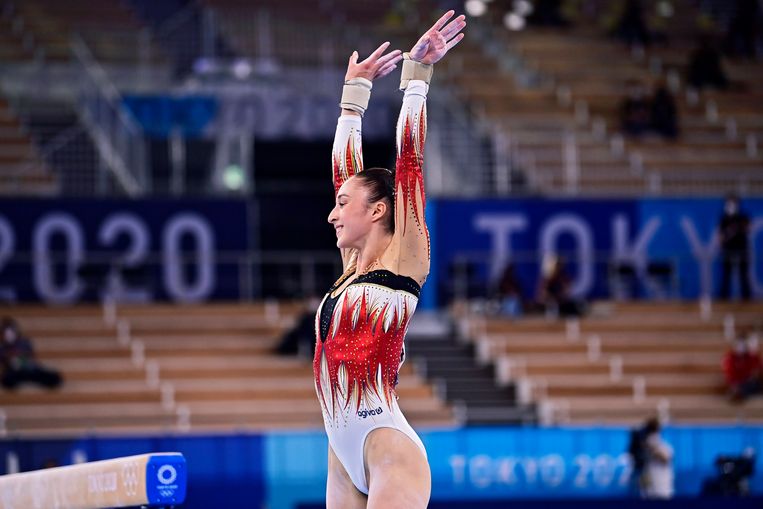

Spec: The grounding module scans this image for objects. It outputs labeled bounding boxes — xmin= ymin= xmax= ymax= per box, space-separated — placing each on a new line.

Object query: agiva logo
xmin=357 ymin=407 xmax=383 ymax=418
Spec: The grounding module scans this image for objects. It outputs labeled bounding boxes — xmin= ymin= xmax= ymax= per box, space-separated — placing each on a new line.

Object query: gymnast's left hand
xmin=409 ymin=10 xmax=466 ymax=65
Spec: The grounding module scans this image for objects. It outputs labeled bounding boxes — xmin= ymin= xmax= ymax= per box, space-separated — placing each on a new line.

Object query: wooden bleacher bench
xmin=457 ymin=301 xmax=763 ymax=425
xmin=13 ymin=0 xmax=165 ymax=64
xmin=1 ymin=302 xmax=454 ymax=436
xmin=453 ymin=8 xmax=763 ymax=195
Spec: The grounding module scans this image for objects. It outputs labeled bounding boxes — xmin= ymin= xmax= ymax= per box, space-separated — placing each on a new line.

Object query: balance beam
xmin=0 ymin=452 xmax=186 ymax=509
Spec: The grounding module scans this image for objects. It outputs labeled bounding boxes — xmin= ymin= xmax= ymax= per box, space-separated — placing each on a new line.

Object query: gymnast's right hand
xmin=345 ymin=42 xmax=402 ymax=82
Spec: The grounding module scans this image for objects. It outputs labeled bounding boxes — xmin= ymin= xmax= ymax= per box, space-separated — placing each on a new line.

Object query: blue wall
xmin=0 ymin=433 xmax=265 ymax=509
xmin=264 ymin=426 xmax=763 ymax=508
xmin=0 ymin=198 xmax=252 ymax=303
xmin=422 ymin=197 xmax=763 ymax=308
xmin=1 ymin=197 xmax=761 ymax=305
xmin=2 ymin=426 xmax=762 ymax=509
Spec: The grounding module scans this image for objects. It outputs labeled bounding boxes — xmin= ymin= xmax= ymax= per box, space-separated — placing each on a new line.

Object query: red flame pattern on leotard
xmin=313 ymin=284 xmax=417 ymax=420
xmin=396 ymin=104 xmax=427 ymax=234
xmin=333 ymin=135 xmax=363 ymax=195
xmin=316 ymin=85 xmax=429 ymax=422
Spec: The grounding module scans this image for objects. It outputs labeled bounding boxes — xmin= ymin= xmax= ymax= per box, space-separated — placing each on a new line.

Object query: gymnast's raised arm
xmin=383 ymin=10 xmax=466 ymax=285
xmin=332 ymin=42 xmax=401 ymax=270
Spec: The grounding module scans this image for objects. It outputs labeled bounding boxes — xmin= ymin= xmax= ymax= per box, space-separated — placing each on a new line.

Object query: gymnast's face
xmin=328 ymin=177 xmax=377 ymax=249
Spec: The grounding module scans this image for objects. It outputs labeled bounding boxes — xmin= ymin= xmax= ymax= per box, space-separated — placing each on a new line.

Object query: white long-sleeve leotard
xmin=313 ymin=80 xmax=431 ymax=494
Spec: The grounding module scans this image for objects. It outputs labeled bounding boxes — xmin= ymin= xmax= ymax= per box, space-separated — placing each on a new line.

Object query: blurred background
xmin=0 ymin=0 xmax=762 ymax=507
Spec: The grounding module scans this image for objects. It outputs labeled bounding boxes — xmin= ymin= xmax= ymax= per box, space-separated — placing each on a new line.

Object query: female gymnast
xmin=312 ymin=10 xmax=466 ymax=509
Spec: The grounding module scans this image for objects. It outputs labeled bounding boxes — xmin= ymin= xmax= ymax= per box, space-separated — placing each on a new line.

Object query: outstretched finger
xmin=374 ymin=49 xmax=402 ymax=69
xmin=348 ymin=51 xmax=359 ymax=66
xmin=429 ymin=10 xmax=455 ymax=33
xmin=445 ymin=32 xmax=465 ymax=52
xmin=375 ymin=63 xmax=398 ymax=79
xmin=361 ymin=41 xmax=391 ymax=64
xmin=440 ymin=16 xmax=466 ymax=41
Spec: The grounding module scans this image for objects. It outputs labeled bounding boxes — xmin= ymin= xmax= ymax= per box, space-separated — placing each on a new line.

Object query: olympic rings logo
xmin=157 ymin=465 xmax=177 ymax=485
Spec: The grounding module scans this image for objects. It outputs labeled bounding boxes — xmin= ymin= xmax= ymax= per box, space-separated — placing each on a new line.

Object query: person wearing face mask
xmin=0 ymin=317 xmax=62 ymax=390
xmin=723 ymin=329 xmax=762 ymax=402
xmin=718 ymin=195 xmax=751 ymax=301
xmin=620 ymin=79 xmax=651 ymax=137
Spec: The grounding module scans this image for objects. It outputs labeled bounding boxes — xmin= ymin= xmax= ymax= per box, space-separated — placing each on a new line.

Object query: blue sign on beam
xmin=146 ymin=453 xmax=187 ymax=506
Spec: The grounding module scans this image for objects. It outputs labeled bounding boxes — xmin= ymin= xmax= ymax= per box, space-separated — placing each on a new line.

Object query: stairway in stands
xmin=21 ymin=100 xmax=101 ymax=195
xmin=11 ymin=0 xmax=164 ymax=63
xmin=0 ymin=11 xmax=54 ymax=196
xmin=0 ymin=96 xmax=56 ymax=195
xmin=458 ymin=0 xmax=763 ymax=195
xmin=0 ymin=0 xmax=167 ymax=196
xmin=456 ymin=301 xmax=763 ymax=426
xmin=407 ymin=317 xmax=536 ymax=425
xmin=0 ymin=14 xmax=34 ymax=62
xmin=449 ymin=22 xmax=641 ymax=195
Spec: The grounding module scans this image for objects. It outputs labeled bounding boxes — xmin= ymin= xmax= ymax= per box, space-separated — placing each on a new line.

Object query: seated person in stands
xmin=723 ymin=0 xmax=760 ymax=59
xmin=687 ymin=35 xmax=728 ymax=90
xmin=0 ymin=317 xmax=63 ymax=390
xmin=614 ymin=0 xmax=650 ymax=49
xmin=723 ymin=328 xmax=762 ymax=402
xmin=650 ymin=80 xmax=679 ymax=140
xmin=620 ymin=80 xmax=651 ymax=137
xmin=492 ymin=262 xmax=524 ymax=318
xmin=536 ymin=255 xmax=582 ymax=317
xmin=527 ymin=0 xmax=568 ymax=27
xmin=273 ymin=296 xmax=321 ymax=359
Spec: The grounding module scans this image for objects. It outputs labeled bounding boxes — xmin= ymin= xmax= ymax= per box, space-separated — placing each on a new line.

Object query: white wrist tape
xmin=400 ymin=53 xmax=433 ymax=90
xmin=340 ymin=77 xmax=373 ymax=116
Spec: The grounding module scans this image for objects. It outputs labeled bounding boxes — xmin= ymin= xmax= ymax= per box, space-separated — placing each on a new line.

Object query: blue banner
xmin=123 ymin=73 xmax=396 ymax=140
xmin=123 ymin=96 xmax=218 ymax=138
xmin=1 ymin=426 xmax=761 ymax=508
xmin=422 ymin=197 xmax=763 ymax=307
xmin=264 ymin=426 xmax=763 ymax=508
xmin=0 ymin=199 xmax=252 ymax=303
xmin=0 ymin=434 xmax=264 ymax=509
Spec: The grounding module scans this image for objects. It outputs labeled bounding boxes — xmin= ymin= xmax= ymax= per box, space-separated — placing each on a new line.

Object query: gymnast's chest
xmin=316 ymin=280 xmax=419 ymax=346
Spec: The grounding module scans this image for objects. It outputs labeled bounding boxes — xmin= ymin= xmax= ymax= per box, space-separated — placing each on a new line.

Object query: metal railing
xmin=1 ymin=247 xmax=688 ymax=305
xmin=135 ymin=4 xmax=494 ymax=198
xmin=145 ymin=4 xmax=393 ymax=82
xmin=441 ymin=250 xmax=687 ymax=307
xmin=71 ymin=35 xmax=148 ymax=196
xmin=427 ymin=86 xmax=497 ymax=196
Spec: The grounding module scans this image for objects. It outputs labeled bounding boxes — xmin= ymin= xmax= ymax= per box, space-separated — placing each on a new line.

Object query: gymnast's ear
xmin=369 ymin=200 xmax=389 ymax=223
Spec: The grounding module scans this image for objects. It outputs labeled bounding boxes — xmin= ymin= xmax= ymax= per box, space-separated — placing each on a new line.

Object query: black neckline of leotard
xmin=328 ymin=269 xmax=421 ymax=296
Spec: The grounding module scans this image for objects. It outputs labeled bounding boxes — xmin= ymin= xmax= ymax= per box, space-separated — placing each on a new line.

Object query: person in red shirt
xmin=723 ymin=329 xmax=762 ymax=401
